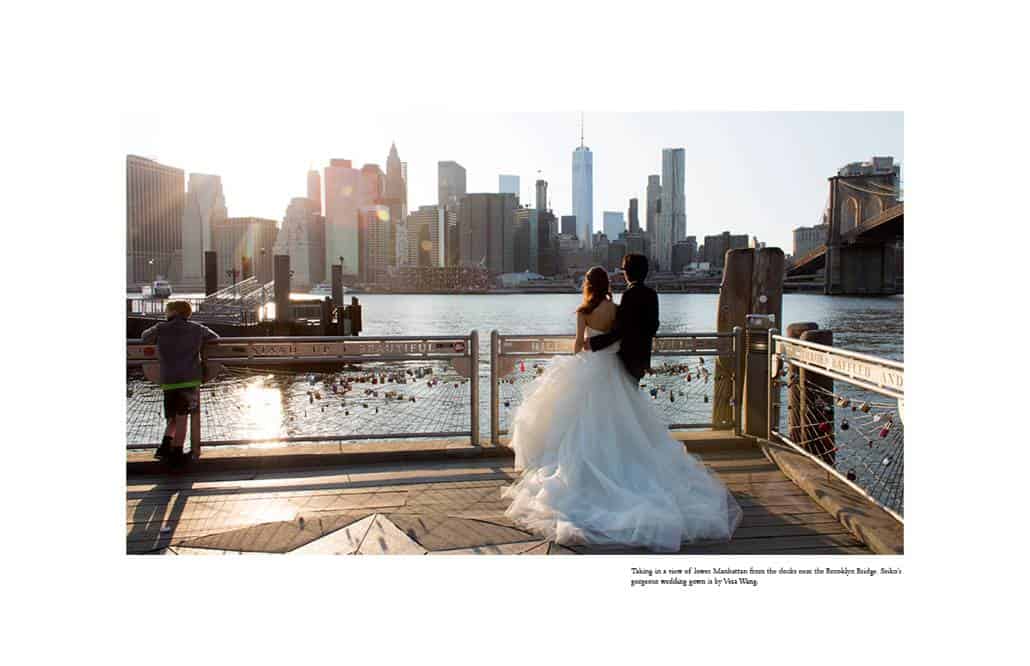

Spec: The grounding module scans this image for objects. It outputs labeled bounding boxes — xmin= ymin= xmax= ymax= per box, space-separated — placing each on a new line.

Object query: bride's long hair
xmin=576 ymin=266 xmax=612 ymax=315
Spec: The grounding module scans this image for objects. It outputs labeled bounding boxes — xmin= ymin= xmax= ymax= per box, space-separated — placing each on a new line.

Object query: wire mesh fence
xmin=126 ymin=334 xmax=478 ymax=449
xmin=126 ymin=362 xmax=473 ymax=448
xmin=493 ymin=354 xmax=734 ymax=436
xmin=491 ymin=332 xmax=740 ymax=440
xmin=770 ymin=334 xmax=904 ymax=517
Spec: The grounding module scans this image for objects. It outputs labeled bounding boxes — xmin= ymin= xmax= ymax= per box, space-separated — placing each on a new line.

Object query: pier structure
xmin=126 ymin=248 xmax=903 ymax=556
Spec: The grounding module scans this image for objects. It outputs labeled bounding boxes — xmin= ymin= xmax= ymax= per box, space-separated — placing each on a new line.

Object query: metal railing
xmin=489 ymin=329 xmax=743 ymax=445
xmin=767 ymin=330 xmax=904 ymax=519
xmin=127 ymin=333 xmax=479 ymax=451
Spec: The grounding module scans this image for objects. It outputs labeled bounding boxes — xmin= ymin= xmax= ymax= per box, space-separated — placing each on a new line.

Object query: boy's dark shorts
xmin=163 ymin=387 xmax=199 ymax=418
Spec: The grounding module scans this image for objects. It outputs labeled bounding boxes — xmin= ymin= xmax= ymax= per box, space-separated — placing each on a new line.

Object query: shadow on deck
xmin=126 ymin=432 xmax=891 ymax=556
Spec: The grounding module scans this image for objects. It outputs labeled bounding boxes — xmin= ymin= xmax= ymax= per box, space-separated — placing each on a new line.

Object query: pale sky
xmin=121 ymin=111 xmax=902 ymax=251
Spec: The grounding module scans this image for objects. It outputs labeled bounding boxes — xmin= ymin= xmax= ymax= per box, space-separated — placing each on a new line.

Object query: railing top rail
xmin=772 ymin=334 xmax=904 ymax=370
xmin=127 ymin=333 xmax=476 ymax=365
xmin=496 ymin=331 xmax=731 ymax=340
xmin=494 ymin=331 xmax=736 ymax=358
xmin=128 ymin=334 xmax=473 ymax=345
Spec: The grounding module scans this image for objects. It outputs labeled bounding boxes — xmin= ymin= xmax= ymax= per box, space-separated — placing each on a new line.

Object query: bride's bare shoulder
xmin=586 ymin=299 xmax=617 ymax=330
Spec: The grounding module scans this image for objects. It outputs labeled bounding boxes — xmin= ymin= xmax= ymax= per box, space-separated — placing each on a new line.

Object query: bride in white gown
xmin=502 ymin=267 xmax=743 ymax=553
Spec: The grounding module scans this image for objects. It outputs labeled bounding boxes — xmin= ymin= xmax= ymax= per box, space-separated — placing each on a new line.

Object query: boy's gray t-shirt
xmin=140 ymin=317 xmax=219 ymax=388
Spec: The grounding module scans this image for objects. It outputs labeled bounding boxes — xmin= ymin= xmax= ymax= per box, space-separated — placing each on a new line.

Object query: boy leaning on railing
xmin=140 ymin=301 xmax=219 ymax=465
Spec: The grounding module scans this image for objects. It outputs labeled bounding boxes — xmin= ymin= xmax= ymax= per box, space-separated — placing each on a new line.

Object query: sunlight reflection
xmin=240 ymin=376 xmax=284 ymax=442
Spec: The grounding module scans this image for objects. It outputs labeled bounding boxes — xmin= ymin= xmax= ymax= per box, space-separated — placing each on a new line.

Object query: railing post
xmin=733 ymin=326 xmax=744 ymax=436
xmin=189 ymin=399 xmax=202 ymax=459
xmin=767 ymin=328 xmax=779 ymax=441
xmin=785 ymin=322 xmax=820 ymax=444
xmin=469 ymin=330 xmax=480 ymax=446
xmin=490 ymin=330 xmax=499 ymax=445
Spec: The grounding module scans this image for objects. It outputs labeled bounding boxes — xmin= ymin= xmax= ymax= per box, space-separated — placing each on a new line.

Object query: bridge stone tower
xmin=825 ymin=157 xmax=903 ymax=295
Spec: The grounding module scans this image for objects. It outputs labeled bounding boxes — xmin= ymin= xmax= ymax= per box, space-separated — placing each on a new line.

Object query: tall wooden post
xmin=204 ymin=251 xmax=218 ymax=296
xmin=320 ymin=297 xmax=332 ymax=336
xmin=349 ymin=296 xmax=362 ymax=335
xmin=799 ymin=329 xmax=835 ymax=464
xmin=274 ymin=254 xmax=291 ymax=323
xmin=786 ymin=322 xmax=819 ymax=443
xmin=331 ymin=264 xmax=343 ymax=305
xmin=742 ymin=248 xmax=784 ymax=438
xmin=713 ymin=249 xmax=753 ymax=429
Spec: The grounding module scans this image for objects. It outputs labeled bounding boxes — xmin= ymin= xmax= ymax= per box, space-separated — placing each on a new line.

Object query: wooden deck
xmin=127 ymin=437 xmax=875 ymax=555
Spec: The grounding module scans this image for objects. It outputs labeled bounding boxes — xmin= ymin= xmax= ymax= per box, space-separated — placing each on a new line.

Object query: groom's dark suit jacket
xmin=589 ymin=281 xmax=660 ymax=380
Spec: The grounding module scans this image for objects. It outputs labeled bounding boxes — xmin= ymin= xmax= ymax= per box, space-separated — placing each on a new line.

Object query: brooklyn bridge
xmin=787 ymin=159 xmax=904 ymax=295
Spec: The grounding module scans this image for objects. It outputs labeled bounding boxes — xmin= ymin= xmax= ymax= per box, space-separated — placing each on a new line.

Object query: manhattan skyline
xmin=121 ymin=111 xmax=903 ymax=251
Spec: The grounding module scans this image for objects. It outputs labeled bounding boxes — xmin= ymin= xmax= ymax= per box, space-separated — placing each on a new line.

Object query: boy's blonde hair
xmin=165 ymin=300 xmax=192 ymax=318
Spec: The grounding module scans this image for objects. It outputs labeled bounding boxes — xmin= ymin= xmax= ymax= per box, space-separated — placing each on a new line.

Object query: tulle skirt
xmin=502 ymin=347 xmax=743 ymax=553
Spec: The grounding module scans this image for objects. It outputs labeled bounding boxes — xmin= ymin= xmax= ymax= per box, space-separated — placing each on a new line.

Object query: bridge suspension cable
xmin=838 ymin=179 xmax=899 ymax=197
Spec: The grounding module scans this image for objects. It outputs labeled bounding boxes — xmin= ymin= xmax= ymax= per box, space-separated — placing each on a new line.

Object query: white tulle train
xmin=502 ymin=332 xmax=743 ymax=553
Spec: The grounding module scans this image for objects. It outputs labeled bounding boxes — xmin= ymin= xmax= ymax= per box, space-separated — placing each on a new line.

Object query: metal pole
xmin=190 ymin=394 xmax=202 ymax=459
xmin=733 ymin=326 xmax=743 ymax=436
xmin=469 ymin=330 xmax=480 ymax=446
xmin=490 ymin=330 xmax=499 ymax=445
xmin=767 ymin=328 xmax=779 ymax=440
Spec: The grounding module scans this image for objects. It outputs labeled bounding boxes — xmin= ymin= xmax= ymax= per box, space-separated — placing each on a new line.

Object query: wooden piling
xmin=350 ymin=296 xmax=362 ymax=335
xmin=786 ymin=322 xmax=819 ymax=444
xmin=273 ymin=254 xmax=291 ymax=322
xmin=204 ymin=251 xmax=218 ymax=296
xmin=742 ymin=248 xmax=784 ymax=438
xmin=332 ymin=265 xmax=344 ymax=305
xmin=712 ymin=249 xmax=753 ymax=429
xmin=800 ymin=329 xmax=835 ymax=465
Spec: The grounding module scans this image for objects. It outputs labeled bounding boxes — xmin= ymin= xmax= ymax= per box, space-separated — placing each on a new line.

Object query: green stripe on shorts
xmin=161 ymin=380 xmax=202 ymax=390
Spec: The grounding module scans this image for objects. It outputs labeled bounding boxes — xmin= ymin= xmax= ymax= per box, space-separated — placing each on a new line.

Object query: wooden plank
xmin=762 ymin=440 xmax=903 ymax=554
xmin=678 ymin=532 xmax=864 ymax=554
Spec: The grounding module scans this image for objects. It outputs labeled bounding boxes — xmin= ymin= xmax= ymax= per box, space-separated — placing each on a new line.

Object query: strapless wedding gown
xmin=502 ymin=327 xmax=743 ymax=552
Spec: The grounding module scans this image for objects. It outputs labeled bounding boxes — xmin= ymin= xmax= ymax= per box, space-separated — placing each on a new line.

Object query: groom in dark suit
xmin=585 ymin=253 xmax=659 ymax=380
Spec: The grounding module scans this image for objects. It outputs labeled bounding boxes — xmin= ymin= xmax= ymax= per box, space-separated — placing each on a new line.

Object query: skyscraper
xmin=628 ymin=198 xmax=639 ymax=233
xmin=438 ymin=161 xmax=466 ymax=266
xmin=406 ymin=205 xmax=445 ymax=268
xmin=274 ymin=198 xmax=320 ymax=289
xmin=438 ymin=161 xmax=467 ymax=210
xmin=383 ymin=143 xmax=406 ymax=267
xmin=656 ymin=148 xmax=686 ymax=271
xmin=499 ymin=174 xmax=520 ymax=196
xmin=126 ymin=155 xmax=185 ymax=287
xmin=215 ymin=216 xmax=278 ymax=287
xmin=535 ymin=179 xmax=548 ymax=211
xmin=458 ymin=193 xmax=517 ymax=274
xmin=603 ymin=211 xmax=625 ymax=241
xmin=645 ymin=174 xmax=661 ymax=263
xmin=324 ymin=159 xmax=360 ymax=278
xmin=181 ymin=173 xmax=227 ymax=289
xmin=307 ymin=169 xmax=322 ymax=215
xmin=560 ymin=215 xmax=577 ymax=236
xmin=572 ymin=140 xmax=593 ymax=249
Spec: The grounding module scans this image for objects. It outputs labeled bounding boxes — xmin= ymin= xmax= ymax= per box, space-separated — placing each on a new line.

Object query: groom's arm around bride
xmin=585 ymin=254 xmax=659 ymax=380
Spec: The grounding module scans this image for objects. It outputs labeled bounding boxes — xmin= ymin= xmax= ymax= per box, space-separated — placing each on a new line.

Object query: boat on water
xmin=152 ymin=277 xmax=172 ymax=298
xmin=310 ymin=282 xmax=354 ymax=296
